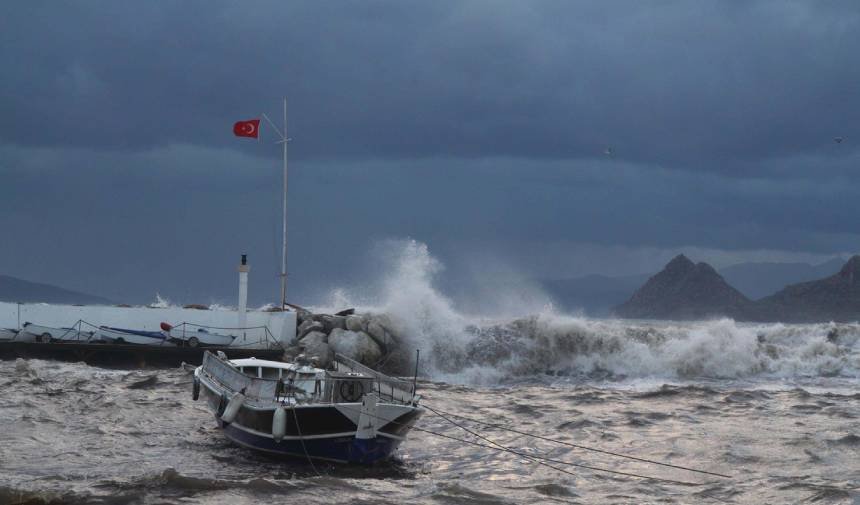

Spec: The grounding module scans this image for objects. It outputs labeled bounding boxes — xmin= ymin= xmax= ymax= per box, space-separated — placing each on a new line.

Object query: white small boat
xmin=19 ymin=323 xmax=93 ymax=342
xmin=0 ymin=328 xmax=18 ymax=341
xmin=161 ymin=323 xmax=236 ymax=347
xmin=95 ymin=326 xmax=174 ymax=346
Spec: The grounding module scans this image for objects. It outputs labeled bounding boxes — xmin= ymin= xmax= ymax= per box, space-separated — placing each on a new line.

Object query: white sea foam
xmin=149 ymin=293 xmax=172 ymax=309
xmin=323 ymin=239 xmax=860 ymax=384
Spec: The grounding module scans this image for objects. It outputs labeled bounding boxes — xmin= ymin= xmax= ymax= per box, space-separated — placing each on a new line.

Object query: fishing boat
xmin=18 ymin=322 xmax=93 ymax=342
xmin=0 ymin=328 xmax=17 ymax=341
xmin=95 ymin=326 xmax=174 ymax=346
xmin=193 ymin=351 xmax=424 ymax=464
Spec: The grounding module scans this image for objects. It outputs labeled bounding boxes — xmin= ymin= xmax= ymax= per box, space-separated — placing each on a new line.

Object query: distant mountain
xmin=542 ymin=273 xmax=648 ymax=316
xmin=751 ymin=256 xmax=860 ymax=322
xmin=719 ymin=258 xmax=845 ymax=300
xmin=0 ymin=275 xmax=110 ymax=305
xmin=613 ymin=255 xmax=750 ymax=320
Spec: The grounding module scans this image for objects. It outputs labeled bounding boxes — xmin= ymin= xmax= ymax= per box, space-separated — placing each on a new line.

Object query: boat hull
xmin=19 ymin=324 xmax=92 ymax=342
xmin=218 ymin=419 xmax=403 ymax=464
xmin=96 ymin=327 xmax=174 ymax=346
xmin=168 ymin=329 xmax=235 ymax=347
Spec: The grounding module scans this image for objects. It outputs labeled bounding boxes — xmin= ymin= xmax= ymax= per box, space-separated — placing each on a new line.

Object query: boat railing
xmin=201 ymin=351 xmax=280 ymax=404
xmin=201 ymin=351 xmax=417 ymax=407
xmin=333 ymin=353 xmax=416 ymax=405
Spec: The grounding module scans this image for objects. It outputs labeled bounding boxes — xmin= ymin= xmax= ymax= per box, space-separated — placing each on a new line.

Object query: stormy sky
xmin=1 ymin=1 xmax=859 ymax=306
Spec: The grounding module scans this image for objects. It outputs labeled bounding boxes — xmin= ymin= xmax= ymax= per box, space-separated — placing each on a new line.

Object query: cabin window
xmin=260 ymin=367 xmax=280 ymax=379
xmin=238 ymin=366 xmax=261 ymax=378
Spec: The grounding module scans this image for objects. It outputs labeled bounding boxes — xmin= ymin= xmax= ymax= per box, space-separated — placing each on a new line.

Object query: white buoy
xmin=221 ymin=392 xmax=246 ymax=424
xmin=272 ymin=406 xmax=287 ymax=442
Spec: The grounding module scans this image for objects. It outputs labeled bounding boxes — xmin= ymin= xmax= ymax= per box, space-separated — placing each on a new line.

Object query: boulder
xmin=294 ymin=307 xmax=313 ymax=325
xmin=296 ymin=320 xmax=324 ymax=341
xmin=366 ymin=319 xmax=393 ymax=349
xmin=314 ymin=314 xmax=346 ymax=333
xmin=345 ymin=315 xmax=366 ymax=333
xmin=298 ymin=331 xmax=333 ymax=367
xmin=328 ymin=328 xmax=382 ymax=365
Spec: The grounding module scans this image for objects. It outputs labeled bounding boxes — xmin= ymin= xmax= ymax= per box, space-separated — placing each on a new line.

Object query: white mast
xmin=261 ymin=99 xmax=290 ymax=309
xmin=280 ymin=98 xmax=288 ymax=309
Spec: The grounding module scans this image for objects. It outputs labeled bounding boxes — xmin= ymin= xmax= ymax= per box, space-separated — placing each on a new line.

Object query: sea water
xmin=1 ymin=241 xmax=858 ymax=504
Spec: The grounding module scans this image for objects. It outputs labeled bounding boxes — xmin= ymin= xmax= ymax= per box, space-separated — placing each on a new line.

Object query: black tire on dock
xmin=188 ymin=337 xmax=199 ymax=348
xmin=40 ymin=333 xmax=52 ymax=343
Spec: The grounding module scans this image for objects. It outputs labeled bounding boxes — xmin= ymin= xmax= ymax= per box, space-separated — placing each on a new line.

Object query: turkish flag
xmin=233 ymin=119 xmax=260 ymax=138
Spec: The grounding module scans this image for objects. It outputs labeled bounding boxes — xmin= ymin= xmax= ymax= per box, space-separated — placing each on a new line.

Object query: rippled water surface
xmin=1 ymin=356 xmax=858 ymax=505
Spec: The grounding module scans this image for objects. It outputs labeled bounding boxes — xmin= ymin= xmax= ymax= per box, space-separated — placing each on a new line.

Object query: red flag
xmin=233 ymin=119 xmax=260 ymax=138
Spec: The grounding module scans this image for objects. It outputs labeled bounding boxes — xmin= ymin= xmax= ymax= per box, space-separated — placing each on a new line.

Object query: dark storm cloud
xmin=2 ymin=1 xmax=860 ymax=305
xmin=3 ymin=1 xmax=860 ymax=170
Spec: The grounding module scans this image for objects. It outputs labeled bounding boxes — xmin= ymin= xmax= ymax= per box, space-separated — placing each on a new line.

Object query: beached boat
xmin=18 ymin=323 xmax=93 ymax=342
xmin=193 ymin=351 xmax=423 ymax=464
xmin=160 ymin=323 xmax=236 ymax=347
xmin=0 ymin=328 xmax=18 ymax=341
xmin=95 ymin=326 xmax=174 ymax=346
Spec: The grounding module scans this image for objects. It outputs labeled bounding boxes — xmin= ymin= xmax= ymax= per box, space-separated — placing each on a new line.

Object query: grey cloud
xmin=2 ymin=1 xmax=860 ymax=306
xmin=2 ymin=1 xmax=860 ymax=170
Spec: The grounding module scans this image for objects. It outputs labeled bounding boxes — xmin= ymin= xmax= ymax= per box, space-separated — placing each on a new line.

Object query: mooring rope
xmin=290 ymin=404 xmax=321 ymax=477
xmin=335 ymin=404 xmax=704 ymax=486
xmin=420 ymin=403 xmax=706 ymax=487
xmin=421 ymin=403 xmax=732 ymax=479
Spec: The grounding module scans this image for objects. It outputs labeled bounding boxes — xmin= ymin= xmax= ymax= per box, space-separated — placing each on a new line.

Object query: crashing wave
xmin=324 ymin=239 xmax=860 ymax=384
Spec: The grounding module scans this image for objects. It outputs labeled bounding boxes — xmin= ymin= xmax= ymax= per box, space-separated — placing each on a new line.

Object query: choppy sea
xmin=2 ymin=312 xmax=859 ymax=505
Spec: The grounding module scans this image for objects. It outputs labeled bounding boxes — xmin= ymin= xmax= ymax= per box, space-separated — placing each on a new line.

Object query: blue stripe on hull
xmin=220 ymin=420 xmax=402 ymax=464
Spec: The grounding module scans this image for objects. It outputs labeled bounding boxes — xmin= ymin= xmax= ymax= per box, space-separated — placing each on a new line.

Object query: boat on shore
xmin=161 ymin=323 xmax=236 ymax=347
xmin=193 ymin=351 xmax=423 ymax=464
xmin=0 ymin=328 xmax=17 ymax=341
xmin=18 ymin=323 xmax=93 ymax=342
xmin=96 ymin=326 xmax=174 ymax=346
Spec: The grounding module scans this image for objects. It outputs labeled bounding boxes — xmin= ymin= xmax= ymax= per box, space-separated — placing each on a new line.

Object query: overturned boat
xmin=193 ymin=351 xmax=423 ymax=464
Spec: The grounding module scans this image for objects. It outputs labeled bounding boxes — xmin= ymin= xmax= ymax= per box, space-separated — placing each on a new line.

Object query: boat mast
xmin=280 ymin=97 xmax=288 ymax=309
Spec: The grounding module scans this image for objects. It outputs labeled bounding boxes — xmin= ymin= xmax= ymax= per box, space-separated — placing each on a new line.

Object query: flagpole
xmin=281 ymin=97 xmax=288 ymax=309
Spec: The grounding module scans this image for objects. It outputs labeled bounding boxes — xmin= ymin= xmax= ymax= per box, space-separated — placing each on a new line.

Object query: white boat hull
xmin=19 ymin=324 xmax=92 ymax=342
xmin=169 ymin=329 xmax=235 ymax=347
xmin=95 ymin=327 xmax=174 ymax=346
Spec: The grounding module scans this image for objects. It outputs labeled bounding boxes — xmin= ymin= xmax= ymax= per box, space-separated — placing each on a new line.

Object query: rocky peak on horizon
xmin=751 ymin=255 xmax=860 ymax=322
xmin=614 ymin=254 xmax=860 ymax=323
xmin=613 ymin=255 xmax=749 ymax=320
xmin=837 ymin=255 xmax=860 ymax=284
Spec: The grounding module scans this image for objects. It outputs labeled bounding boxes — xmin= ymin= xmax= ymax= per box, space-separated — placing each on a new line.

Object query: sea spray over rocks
xmin=307 ymin=240 xmax=860 ymax=383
